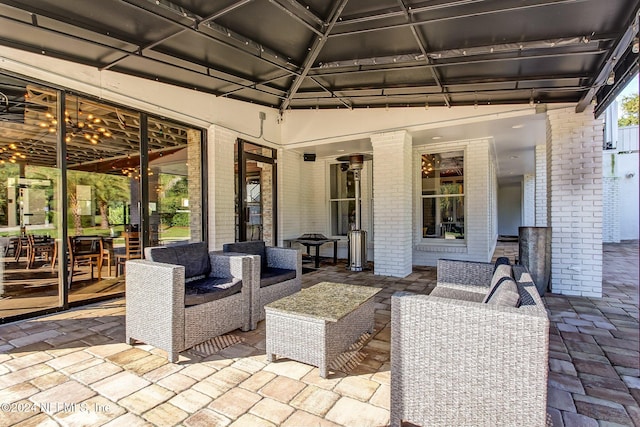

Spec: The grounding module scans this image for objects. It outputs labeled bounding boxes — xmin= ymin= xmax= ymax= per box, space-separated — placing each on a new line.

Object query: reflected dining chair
xmin=115 ymin=232 xmax=142 ymax=276
xmin=26 ymin=234 xmax=55 ymax=269
xmin=68 ymin=236 xmax=103 ymax=284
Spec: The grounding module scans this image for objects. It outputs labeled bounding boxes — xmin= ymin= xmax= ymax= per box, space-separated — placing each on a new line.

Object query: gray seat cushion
xmin=223 ymin=241 xmax=267 ymax=271
xmin=145 ymin=242 xmax=211 ymax=280
xmin=486 ymin=278 xmax=521 ymax=307
xmin=184 ymin=277 xmax=243 ymax=306
xmin=482 ymin=264 xmax=513 ymax=303
xmin=260 ymin=267 xmax=296 ymax=288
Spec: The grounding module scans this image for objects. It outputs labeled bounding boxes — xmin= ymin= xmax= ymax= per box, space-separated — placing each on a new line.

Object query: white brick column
xmin=523 ymin=173 xmax=535 ymax=226
xmin=546 ymin=106 xmax=603 ymax=297
xmin=371 ymin=130 xmax=412 ymax=277
xmin=208 ymin=125 xmax=238 ymax=250
xmin=535 ymin=144 xmax=547 ymax=226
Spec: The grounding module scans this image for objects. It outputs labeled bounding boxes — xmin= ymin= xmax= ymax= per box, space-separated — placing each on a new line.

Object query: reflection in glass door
xmin=0 ymin=78 xmax=62 ymax=320
xmin=235 ymin=141 xmax=276 ymax=245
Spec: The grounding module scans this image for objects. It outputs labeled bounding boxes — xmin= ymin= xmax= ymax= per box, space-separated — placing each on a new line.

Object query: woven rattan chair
xmin=390 ymin=261 xmax=550 ymax=427
xmin=126 ymin=242 xmax=254 ymax=362
xmin=222 ymin=241 xmax=301 ymax=330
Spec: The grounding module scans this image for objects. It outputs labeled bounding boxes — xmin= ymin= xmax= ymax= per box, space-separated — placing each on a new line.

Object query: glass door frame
xmin=236 ymin=140 xmax=277 ymax=243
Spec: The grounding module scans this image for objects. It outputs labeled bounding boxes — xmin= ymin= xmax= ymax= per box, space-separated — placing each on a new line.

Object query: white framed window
xmin=420 ymin=150 xmax=465 ymax=240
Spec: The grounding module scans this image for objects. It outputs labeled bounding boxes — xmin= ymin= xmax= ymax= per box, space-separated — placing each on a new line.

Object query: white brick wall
xmin=546 ymin=106 xmax=603 ymax=297
xmin=278 ymin=149 xmax=303 ymax=244
xmin=602 ymin=177 xmax=620 ymax=243
xmin=372 ymin=131 xmax=413 ymax=277
xmin=535 ymin=144 xmax=547 ymax=226
xmin=207 ymin=125 xmax=238 ymax=250
xmin=523 ymin=174 xmax=535 ymax=226
xmin=412 ymin=138 xmax=495 ymax=266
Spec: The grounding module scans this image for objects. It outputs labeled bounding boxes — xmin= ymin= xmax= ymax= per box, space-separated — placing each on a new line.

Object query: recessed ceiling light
xmin=509 ymin=155 xmax=520 ymax=159
xmin=337 ymin=149 xmax=345 ymax=152
xmin=511 ymin=124 xmax=524 ymax=129
xmin=432 ymin=136 xmax=442 ymax=140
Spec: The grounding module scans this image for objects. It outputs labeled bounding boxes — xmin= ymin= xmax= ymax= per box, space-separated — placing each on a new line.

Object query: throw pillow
xmin=482 ymin=264 xmax=513 ymax=303
xmin=486 ymin=277 xmax=521 ymax=307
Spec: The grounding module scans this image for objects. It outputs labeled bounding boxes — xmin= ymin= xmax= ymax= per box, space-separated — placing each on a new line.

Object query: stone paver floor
xmin=0 ymin=241 xmax=638 ymax=426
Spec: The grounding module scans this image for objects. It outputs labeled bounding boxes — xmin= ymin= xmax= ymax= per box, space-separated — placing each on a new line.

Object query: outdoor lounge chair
xmin=390 ymin=260 xmax=550 ymax=426
xmin=223 ymin=241 xmax=301 ymax=330
xmin=125 ymin=242 xmax=253 ymax=362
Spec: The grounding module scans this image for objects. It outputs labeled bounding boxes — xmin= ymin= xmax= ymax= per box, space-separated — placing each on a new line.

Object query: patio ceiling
xmin=0 ymin=0 xmax=638 ymax=117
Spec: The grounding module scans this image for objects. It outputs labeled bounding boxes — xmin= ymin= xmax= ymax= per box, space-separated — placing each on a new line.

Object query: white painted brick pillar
xmin=602 ymin=153 xmax=620 ymax=243
xmin=546 ymin=106 xmax=603 ymax=297
xmin=371 ymin=130 xmax=413 ymax=277
xmin=535 ymin=144 xmax=547 ymax=226
xmin=523 ymin=173 xmax=535 ymax=226
xmin=207 ymin=125 xmax=238 ymax=250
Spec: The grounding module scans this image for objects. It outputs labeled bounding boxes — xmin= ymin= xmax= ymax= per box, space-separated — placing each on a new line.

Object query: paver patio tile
xmin=229 ymin=413 xmax=276 ymax=427
xmin=281 ymin=410 xmax=341 ymax=427
xmin=562 ymin=411 xmax=598 ymax=426
xmin=333 ymin=375 xmax=380 ymax=402
xmin=118 ymin=384 xmax=174 ymax=414
xmin=106 ymin=347 xmax=151 ymax=366
xmin=549 ymin=358 xmax=578 ymax=375
xmin=30 ymin=371 xmax=69 ymax=390
xmin=91 ymin=371 xmax=150 ymax=401
xmin=548 ymin=387 xmax=577 ymax=411
xmin=259 ymin=376 xmax=306 ymax=403
xmin=371 ymin=367 xmax=390 ymax=385
xmin=548 ymin=372 xmax=586 ymax=394
xmin=8 ymin=330 xmax=61 ymax=349
xmin=0 ymin=382 xmax=40 ymax=403
xmin=29 ymin=380 xmax=96 ymax=413
xmin=71 ymin=361 xmax=122 ymax=385
xmin=45 ymin=350 xmax=94 ymax=370
xmin=325 ymin=396 xmax=389 ymax=427
xmin=205 ymin=367 xmax=251 ymax=391
xmin=190 ymin=377 xmax=227 ymax=399
xmin=143 ymin=402 xmax=188 ymax=425
xmin=11 ymin=412 xmax=58 ymax=427
xmin=4 ymin=352 xmax=52 ymax=372
xmin=218 ymin=343 xmax=260 ymax=359
xmin=573 ymin=394 xmax=633 ymax=425
xmin=0 ymin=399 xmax=41 ymax=427
xmin=85 ymin=342 xmax=132 ymax=358
xmin=290 ymin=385 xmax=340 ymax=416
xmin=169 ymin=388 xmax=212 ymax=413
xmin=183 ymin=408 xmax=231 ymax=427
xmin=201 ymin=354 xmax=236 ymax=370
xmin=102 ymin=412 xmax=153 ymax=427
xmin=208 ymin=387 xmax=262 ymax=419
xmin=53 ymin=395 xmax=125 ymax=426
xmin=622 ymin=375 xmax=640 ymax=390
xmin=300 ymin=369 xmax=346 ymax=390
xmin=231 ymin=355 xmax=267 ymax=374
xmin=123 ymin=354 xmax=169 ymax=376
xmin=263 ymin=359 xmax=314 ymax=380
xmin=585 ymin=386 xmax=638 ymax=407
xmin=180 ymin=363 xmax=217 ymax=381
xmin=156 ymin=372 xmax=198 ymax=394
xmin=250 ymin=397 xmax=295 ymax=424
xmin=369 ymin=383 xmax=390 ymax=409
xmin=0 ymin=364 xmax=54 ymax=389
xmin=239 ymin=371 xmax=276 ymax=392
xmin=59 ymin=356 xmax=103 ymax=375
xmin=142 ymin=362 xmax=184 ymax=382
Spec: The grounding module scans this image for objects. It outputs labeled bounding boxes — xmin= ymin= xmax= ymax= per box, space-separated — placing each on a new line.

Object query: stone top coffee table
xmin=265 ymin=281 xmax=381 ymax=378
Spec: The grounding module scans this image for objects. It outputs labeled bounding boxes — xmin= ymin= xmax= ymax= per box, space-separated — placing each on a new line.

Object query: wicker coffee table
xmin=265 ymin=281 xmax=381 ymax=378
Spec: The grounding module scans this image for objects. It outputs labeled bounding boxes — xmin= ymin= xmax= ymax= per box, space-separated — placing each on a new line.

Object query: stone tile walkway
xmin=0 ymin=241 xmax=637 ymax=426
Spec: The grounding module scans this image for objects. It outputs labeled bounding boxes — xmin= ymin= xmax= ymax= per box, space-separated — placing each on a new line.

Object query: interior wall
xmin=497 ymin=182 xmax=522 ymax=236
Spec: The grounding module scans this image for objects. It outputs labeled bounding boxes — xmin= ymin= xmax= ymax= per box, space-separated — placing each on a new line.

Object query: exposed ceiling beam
xmin=576 ymin=4 xmax=640 ymax=113
xmin=396 ymin=0 xmax=450 ymax=107
xmin=268 ymin=0 xmax=325 ymax=36
xmin=279 ymin=0 xmax=351 ymax=113
xmin=330 ymin=0 xmax=592 ymax=38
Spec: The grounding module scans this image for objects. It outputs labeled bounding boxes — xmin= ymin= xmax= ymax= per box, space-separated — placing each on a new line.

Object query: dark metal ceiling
xmin=0 ymin=0 xmax=638 ymax=116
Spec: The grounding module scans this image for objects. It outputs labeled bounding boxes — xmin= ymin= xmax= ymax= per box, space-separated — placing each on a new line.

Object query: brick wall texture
xmin=546 ymin=106 xmax=603 ymax=297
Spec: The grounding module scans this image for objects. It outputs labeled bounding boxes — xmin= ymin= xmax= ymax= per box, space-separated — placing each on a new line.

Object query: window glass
xmin=421 ymin=151 xmax=465 ymax=239
xmin=329 ymin=164 xmax=356 ymax=236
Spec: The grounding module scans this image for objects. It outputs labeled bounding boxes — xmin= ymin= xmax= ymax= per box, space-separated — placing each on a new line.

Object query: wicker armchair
xmin=223 ymin=241 xmax=301 ymax=330
xmin=391 ymin=261 xmax=550 ymax=427
xmin=125 ymin=242 xmax=253 ymax=362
